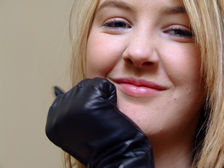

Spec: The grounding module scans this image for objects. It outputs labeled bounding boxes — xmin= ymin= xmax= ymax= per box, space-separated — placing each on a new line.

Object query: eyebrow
xmin=97 ymin=1 xmax=133 ymax=12
xmin=162 ymin=6 xmax=186 ymax=14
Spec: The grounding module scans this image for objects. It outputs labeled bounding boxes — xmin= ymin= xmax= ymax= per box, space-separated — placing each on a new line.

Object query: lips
xmin=111 ymin=78 xmax=166 ymax=97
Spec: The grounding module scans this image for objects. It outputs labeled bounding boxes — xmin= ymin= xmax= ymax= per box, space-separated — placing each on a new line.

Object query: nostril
xmin=143 ymin=62 xmax=151 ymax=66
xmin=124 ymin=57 xmax=153 ymax=67
xmin=124 ymin=58 xmax=133 ymax=65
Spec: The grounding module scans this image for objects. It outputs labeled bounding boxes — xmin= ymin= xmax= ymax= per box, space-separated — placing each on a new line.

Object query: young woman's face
xmin=86 ymin=0 xmax=205 ymax=141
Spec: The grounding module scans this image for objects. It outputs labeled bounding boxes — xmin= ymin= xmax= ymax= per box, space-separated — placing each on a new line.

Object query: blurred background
xmin=0 ymin=1 xmax=74 ymax=167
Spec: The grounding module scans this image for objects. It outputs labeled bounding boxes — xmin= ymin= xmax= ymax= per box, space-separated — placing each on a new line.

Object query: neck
xmin=149 ymin=129 xmax=196 ymax=168
xmin=153 ymin=141 xmax=193 ymax=168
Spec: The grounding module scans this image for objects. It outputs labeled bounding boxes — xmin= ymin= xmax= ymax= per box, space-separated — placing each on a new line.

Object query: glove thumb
xmin=54 ymin=86 xmax=64 ymax=97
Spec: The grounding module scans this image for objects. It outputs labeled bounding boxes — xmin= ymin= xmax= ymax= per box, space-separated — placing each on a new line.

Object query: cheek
xmin=162 ymin=43 xmax=205 ymax=119
xmin=163 ymin=43 xmax=202 ymax=88
xmin=86 ymin=32 xmax=124 ymax=78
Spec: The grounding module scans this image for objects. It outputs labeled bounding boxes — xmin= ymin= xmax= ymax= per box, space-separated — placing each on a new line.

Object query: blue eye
xmin=103 ymin=21 xmax=131 ymax=29
xmin=165 ymin=28 xmax=194 ymax=38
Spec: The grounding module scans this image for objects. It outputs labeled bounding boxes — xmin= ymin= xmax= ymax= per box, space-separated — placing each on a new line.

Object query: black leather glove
xmin=45 ymin=78 xmax=154 ymax=168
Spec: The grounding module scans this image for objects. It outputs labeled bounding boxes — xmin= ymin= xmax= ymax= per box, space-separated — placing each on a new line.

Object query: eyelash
xmin=103 ymin=20 xmax=194 ymax=38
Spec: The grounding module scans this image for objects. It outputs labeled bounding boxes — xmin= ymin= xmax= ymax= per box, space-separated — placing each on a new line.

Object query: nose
xmin=122 ymin=30 xmax=159 ymax=69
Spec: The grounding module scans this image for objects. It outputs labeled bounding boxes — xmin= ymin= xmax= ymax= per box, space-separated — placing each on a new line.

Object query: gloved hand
xmin=45 ymin=78 xmax=154 ymax=168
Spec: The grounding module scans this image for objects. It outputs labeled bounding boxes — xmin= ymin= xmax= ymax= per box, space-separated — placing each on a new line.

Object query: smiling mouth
xmin=112 ymin=78 xmax=166 ymax=97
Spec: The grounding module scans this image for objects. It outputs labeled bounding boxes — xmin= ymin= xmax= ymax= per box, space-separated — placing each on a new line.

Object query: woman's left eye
xmin=103 ymin=20 xmax=131 ymax=29
xmin=164 ymin=28 xmax=194 ymax=38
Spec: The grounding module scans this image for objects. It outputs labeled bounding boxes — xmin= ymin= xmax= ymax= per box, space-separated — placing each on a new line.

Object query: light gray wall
xmin=0 ymin=1 xmax=73 ymax=167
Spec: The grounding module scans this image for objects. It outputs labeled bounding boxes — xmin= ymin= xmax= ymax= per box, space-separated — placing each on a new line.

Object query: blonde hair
xmin=183 ymin=1 xmax=224 ymax=167
xmin=66 ymin=0 xmax=224 ymax=167
xmin=69 ymin=0 xmax=99 ymax=86
xmin=65 ymin=1 xmax=99 ymax=167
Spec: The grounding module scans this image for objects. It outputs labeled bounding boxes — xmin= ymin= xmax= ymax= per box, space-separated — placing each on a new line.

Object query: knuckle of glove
xmin=91 ymin=78 xmax=117 ymax=104
xmin=75 ymin=78 xmax=117 ymax=105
